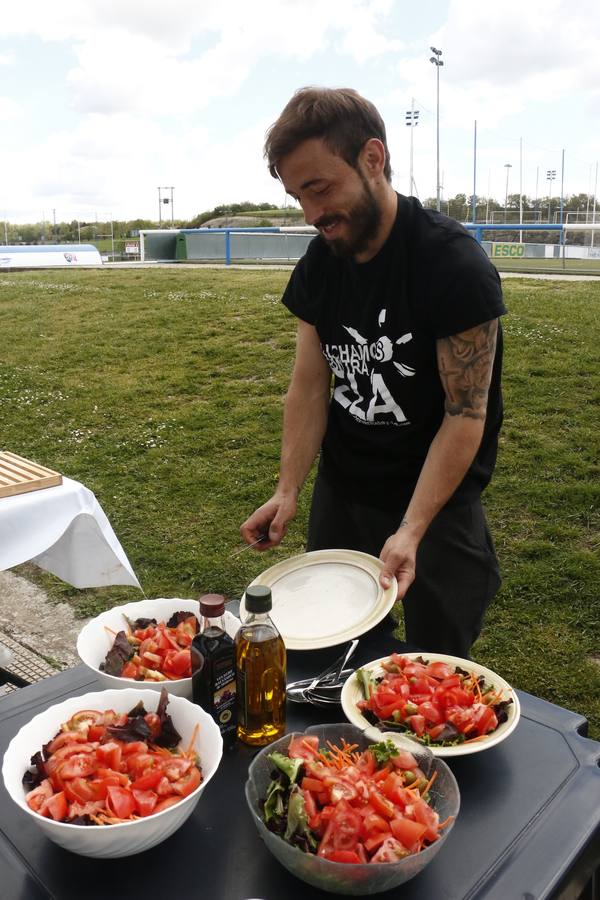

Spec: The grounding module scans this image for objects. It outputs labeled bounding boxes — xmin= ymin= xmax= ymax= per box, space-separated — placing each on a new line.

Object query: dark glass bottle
xmin=236 ymin=585 xmax=286 ymax=746
xmin=191 ymin=593 xmax=237 ymax=749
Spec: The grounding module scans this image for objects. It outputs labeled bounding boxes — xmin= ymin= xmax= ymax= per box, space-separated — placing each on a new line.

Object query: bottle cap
xmin=245 ymin=585 xmax=272 ymax=613
xmin=199 ymin=593 xmax=226 ymax=617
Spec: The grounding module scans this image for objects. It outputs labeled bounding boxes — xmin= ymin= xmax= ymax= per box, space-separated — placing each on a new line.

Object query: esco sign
xmin=491 ymin=243 xmax=525 ymax=258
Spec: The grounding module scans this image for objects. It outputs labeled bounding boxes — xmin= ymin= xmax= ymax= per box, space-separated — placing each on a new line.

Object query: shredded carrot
xmin=420 ymin=770 xmax=438 ymax=796
xmin=463 ymin=733 xmax=490 ymax=744
xmin=103 ymin=625 xmax=119 ymax=638
xmin=438 ymin=815 xmax=454 ymax=830
xmin=186 ymin=723 xmax=200 ymax=755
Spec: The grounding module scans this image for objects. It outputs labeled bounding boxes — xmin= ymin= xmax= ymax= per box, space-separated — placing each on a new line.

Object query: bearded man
xmin=240 ymin=87 xmax=506 ymax=658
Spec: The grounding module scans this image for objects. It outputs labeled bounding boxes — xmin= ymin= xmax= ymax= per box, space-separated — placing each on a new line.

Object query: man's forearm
xmin=277 ymin=383 xmax=329 ymax=497
xmin=399 ymin=414 xmax=484 ymax=543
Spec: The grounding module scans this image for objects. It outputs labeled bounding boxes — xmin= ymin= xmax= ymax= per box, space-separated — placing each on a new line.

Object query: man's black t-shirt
xmin=282 ymin=194 xmax=507 ymax=509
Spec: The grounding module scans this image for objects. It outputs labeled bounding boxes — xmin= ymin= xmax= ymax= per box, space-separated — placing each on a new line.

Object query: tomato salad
xmin=356 ymin=653 xmax=513 ymax=747
xmin=22 ymin=689 xmax=202 ymax=825
xmin=100 ymin=611 xmax=199 ymax=681
xmin=262 ymin=735 xmax=451 ymax=864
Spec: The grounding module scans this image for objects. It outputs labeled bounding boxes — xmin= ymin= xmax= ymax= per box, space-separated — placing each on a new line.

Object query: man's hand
xmin=240 ymin=491 xmax=298 ymax=551
xmin=379 ymin=525 xmax=419 ymax=600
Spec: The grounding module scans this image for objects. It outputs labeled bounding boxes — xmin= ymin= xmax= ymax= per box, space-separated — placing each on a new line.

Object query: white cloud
xmin=0 ymin=97 xmax=22 ymax=121
xmin=1 ymin=0 xmax=598 ymax=220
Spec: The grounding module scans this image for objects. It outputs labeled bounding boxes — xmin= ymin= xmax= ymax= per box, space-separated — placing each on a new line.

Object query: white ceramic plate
xmin=341 ymin=651 xmax=521 ymax=757
xmin=240 ymin=549 xmax=398 ymax=651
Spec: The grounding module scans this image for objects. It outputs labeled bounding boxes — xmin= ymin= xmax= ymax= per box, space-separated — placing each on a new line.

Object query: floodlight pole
xmin=519 ymin=138 xmax=523 ymax=243
xmin=429 ymin=47 xmax=443 ymax=212
xmin=472 ymin=120 xmax=477 ymax=223
xmin=504 ymin=164 xmax=512 ymax=223
xmin=546 ymin=170 xmax=556 ymax=223
xmin=592 ymin=161 xmax=598 ymax=249
xmin=405 ymin=99 xmax=419 ymax=196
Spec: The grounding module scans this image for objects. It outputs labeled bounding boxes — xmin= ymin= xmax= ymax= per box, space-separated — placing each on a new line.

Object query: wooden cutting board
xmin=0 ymin=451 xmax=62 ymax=499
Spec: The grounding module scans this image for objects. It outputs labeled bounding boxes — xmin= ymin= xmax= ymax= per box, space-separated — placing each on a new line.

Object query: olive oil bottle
xmin=191 ymin=593 xmax=237 ymax=749
xmin=236 ymin=585 xmax=286 ymax=746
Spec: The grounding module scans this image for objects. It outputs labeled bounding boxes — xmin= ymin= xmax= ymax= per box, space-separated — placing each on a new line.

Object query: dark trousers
xmin=306 ymin=472 xmax=501 ymax=658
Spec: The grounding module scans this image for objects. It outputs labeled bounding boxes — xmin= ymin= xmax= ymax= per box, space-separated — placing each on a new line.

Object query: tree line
xmin=2 ymin=195 xmax=597 ymax=246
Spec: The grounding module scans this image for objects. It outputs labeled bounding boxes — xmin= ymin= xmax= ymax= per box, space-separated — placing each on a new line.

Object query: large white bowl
xmin=341 ymin=651 xmax=521 ymax=758
xmin=2 ymin=688 xmax=223 ymax=858
xmin=77 ymin=597 xmax=240 ymax=699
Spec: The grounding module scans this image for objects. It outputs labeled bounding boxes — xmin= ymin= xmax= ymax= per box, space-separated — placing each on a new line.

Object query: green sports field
xmin=492 ymin=256 xmax=600 ymax=275
xmin=0 ymin=267 xmax=599 ymax=736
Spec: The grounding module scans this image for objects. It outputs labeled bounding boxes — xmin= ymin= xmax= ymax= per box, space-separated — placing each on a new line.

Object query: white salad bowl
xmin=2 ymin=688 xmax=223 ymax=858
xmin=77 ymin=597 xmax=240 ymax=699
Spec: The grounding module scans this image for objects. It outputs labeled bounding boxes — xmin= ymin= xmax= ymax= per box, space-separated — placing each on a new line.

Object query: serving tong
xmin=286 ymin=639 xmax=358 ymax=706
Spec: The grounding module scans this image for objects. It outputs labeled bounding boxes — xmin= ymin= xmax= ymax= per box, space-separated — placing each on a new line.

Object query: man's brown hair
xmin=264 ymin=86 xmax=392 ymax=182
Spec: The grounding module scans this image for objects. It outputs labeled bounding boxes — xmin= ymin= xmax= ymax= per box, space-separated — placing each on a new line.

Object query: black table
xmin=1 ymin=617 xmax=600 ymax=900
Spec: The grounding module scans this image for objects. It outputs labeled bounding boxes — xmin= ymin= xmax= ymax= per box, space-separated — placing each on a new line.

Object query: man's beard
xmin=322 ymin=173 xmax=382 ymax=260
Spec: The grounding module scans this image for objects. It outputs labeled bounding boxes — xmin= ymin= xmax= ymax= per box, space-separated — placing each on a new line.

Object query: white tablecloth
xmin=0 ymin=477 xmax=141 ymax=589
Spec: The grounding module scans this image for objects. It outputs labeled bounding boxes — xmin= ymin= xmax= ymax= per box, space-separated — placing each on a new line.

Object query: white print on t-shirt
xmin=321 ymin=310 xmax=415 ymax=425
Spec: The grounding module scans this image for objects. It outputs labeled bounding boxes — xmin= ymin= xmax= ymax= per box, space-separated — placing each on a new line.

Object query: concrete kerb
xmin=0 ymin=570 xmax=89 ymax=693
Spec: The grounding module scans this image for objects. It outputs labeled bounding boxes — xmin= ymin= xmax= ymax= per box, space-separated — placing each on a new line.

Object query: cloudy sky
xmin=1 ymin=0 xmax=599 ymax=225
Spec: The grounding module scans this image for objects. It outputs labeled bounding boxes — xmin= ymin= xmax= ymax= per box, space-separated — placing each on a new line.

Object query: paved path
xmin=0 ymin=571 xmax=87 ymax=690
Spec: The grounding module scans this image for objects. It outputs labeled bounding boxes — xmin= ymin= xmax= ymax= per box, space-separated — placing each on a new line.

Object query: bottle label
xmin=213 ymin=660 xmax=236 ymax=730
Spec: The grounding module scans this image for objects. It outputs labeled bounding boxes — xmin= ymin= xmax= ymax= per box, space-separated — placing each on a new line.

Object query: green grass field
xmin=492 ymin=256 xmax=600 ymax=275
xmin=1 ymin=267 xmax=599 ymax=736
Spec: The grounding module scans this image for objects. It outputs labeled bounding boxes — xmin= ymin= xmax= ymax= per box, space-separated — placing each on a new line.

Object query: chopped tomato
xmin=162 ymin=649 xmax=191 ymax=677
xmin=412 ymin=798 xmax=440 ymax=842
xmin=321 ymin=849 xmax=362 ymax=864
xmin=318 ymin=800 xmax=361 ymax=856
xmin=426 ymin=661 xmax=454 ymax=680
xmin=301 ymin=776 xmax=325 ymax=793
xmin=96 ymin=741 xmax=122 ymax=771
xmin=172 ymin=766 xmax=202 ymax=797
xmin=63 ymin=777 xmax=97 ymax=804
xmin=131 ymin=768 xmax=163 ymax=791
xmin=46 ymin=731 xmax=89 ymax=754
xmin=134 ymin=625 xmax=156 ymax=641
xmin=370 ymin=836 xmax=409 ymax=863
xmin=472 ymin=703 xmax=498 ymax=736
xmin=363 ymin=830 xmax=392 ymax=853
xmin=121 ymin=661 xmax=140 ymax=679
xmin=58 ymin=754 xmax=97 ymax=780
xmin=39 ymin=791 xmax=68 ymax=821
xmin=121 ymin=741 xmax=149 ymax=756
xmin=25 ymin=779 xmax=54 ymax=812
xmin=153 ymin=796 xmax=182 ymax=813
xmin=106 ymin=785 xmax=136 ymax=819
xmin=370 ymin=790 xmax=396 ymax=820
xmin=144 ymin=712 xmax=162 ymax=738
xmin=132 ymin=788 xmax=158 ymax=817
xmin=391 ymin=750 xmax=418 ymax=770
xmin=288 ymin=735 xmax=320 ymax=760
xmin=390 ymin=815 xmax=428 ymax=848
xmin=408 ymin=714 xmax=426 ymax=737
xmin=355 ymin=749 xmax=376 ymax=777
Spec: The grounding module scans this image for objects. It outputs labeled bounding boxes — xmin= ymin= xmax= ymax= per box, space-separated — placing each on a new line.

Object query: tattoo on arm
xmin=437 ymin=319 xmax=498 ymax=420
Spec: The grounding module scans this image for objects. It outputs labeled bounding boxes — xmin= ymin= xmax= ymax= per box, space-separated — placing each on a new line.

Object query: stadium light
xmin=546 ymin=169 xmax=556 ymax=223
xmin=157 ymin=187 xmax=175 ymax=226
xmin=504 ymin=163 xmax=512 ymax=223
xmin=429 ymin=47 xmax=443 ymax=211
xmin=405 ymin=99 xmax=419 ymax=196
